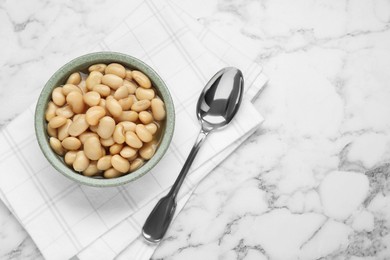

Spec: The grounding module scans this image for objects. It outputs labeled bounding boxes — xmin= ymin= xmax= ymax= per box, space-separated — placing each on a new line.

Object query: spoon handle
xmin=142 ymin=130 xmax=209 ymax=243
xmin=169 ymin=130 xmax=209 ymax=198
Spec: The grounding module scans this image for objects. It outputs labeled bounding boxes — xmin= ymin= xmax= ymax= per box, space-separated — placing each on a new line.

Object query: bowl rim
xmin=35 ymin=51 xmax=175 ymax=187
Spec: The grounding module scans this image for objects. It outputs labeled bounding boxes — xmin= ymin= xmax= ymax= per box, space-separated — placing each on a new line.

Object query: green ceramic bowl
xmin=35 ymin=52 xmax=175 ymax=187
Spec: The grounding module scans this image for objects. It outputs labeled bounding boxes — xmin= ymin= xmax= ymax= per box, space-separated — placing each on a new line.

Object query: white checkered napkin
xmin=0 ymin=0 xmax=266 ymax=259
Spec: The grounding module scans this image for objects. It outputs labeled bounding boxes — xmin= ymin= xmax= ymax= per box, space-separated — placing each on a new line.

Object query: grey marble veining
xmin=151 ymin=0 xmax=390 ymax=259
xmin=1 ymin=0 xmax=390 ymax=259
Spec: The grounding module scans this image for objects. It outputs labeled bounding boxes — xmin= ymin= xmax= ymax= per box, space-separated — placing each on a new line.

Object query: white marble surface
xmin=1 ymin=0 xmax=390 ymax=259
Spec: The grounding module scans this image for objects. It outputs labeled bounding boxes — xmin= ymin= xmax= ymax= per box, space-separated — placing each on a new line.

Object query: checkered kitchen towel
xmin=0 ymin=0 xmax=266 ymax=259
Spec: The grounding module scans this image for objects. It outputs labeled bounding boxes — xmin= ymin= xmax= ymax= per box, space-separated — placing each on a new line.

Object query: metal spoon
xmin=142 ymin=67 xmax=244 ymax=243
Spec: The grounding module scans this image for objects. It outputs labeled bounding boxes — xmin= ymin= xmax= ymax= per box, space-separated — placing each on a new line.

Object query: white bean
xmin=61 ymin=137 xmax=81 ymax=151
xmin=83 ymin=91 xmax=101 ymax=106
xmin=125 ymin=70 xmax=132 ymax=80
xmin=68 ymin=114 xmax=89 ymax=136
xmin=111 ymin=154 xmax=130 ymax=173
xmin=79 ymin=132 xmax=99 ymax=144
xmin=101 ymin=74 xmax=123 ymax=90
xmin=130 ymin=158 xmax=144 ymax=172
xmin=58 ymin=119 xmax=72 ymax=141
xmin=123 ymin=80 xmax=137 ymax=94
xmin=139 ymin=141 xmax=157 ymax=160
xmin=119 ymin=146 xmax=137 ymax=159
xmin=118 ymin=97 xmax=134 ymax=110
xmin=119 ymin=121 xmax=136 ymax=132
xmin=83 ymin=162 xmax=101 ymax=177
xmin=88 ymin=63 xmax=107 ymax=73
xmin=66 ymin=72 xmax=81 ymax=85
xmin=93 ymin=84 xmax=111 ymax=97
xmin=45 ymin=101 xmax=58 ymax=121
xmin=100 ymin=137 xmax=115 ymax=147
xmin=97 ymin=155 xmax=112 ymax=171
xmin=86 ymin=71 xmax=103 ymax=90
xmin=62 ymin=84 xmax=82 ymax=95
xmin=105 ymin=63 xmax=126 ymax=78
xmin=125 ymin=131 xmax=143 ymax=149
xmin=66 ymin=91 xmax=85 ymax=114
xmin=78 ymin=80 xmax=87 ymax=94
xmin=56 ymin=105 xmax=74 ymax=118
xmin=115 ymin=111 xmax=138 ymax=122
xmin=52 ymin=87 xmax=66 ymax=106
xmin=138 ymin=111 xmax=153 ymax=124
xmin=120 ymin=146 xmax=137 ymax=158
xmin=47 ymin=124 xmax=57 ymax=138
xmin=114 ymin=85 xmax=129 ymax=100
xmin=131 ymin=100 xmax=150 ymax=112
xmin=106 ymin=96 xmax=123 ymax=117
xmin=97 ymin=116 xmax=115 ymax=139
xmin=132 ymin=70 xmax=151 ymax=89
xmin=48 ymin=116 xmax=67 ymax=129
xmin=73 ymin=151 xmax=90 ymax=172
xmin=113 ymin=124 xmax=126 ymax=144
xmin=145 ymin=123 xmax=157 ymax=135
xmin=135 ymin=88 xmax=155 ymax=100
xmin=151 ymin=98 xmax=166 ymax=120
xmin=86 ymin=106 xmax=106 ymax=126
xmin=135 ymin=124 xmax=153 ymax=142
xmin=49 ymin=137 xmax=64 ymax=155
xmin=109 ymin=143 xmax=123 ymax=155
xmin=64 ymin=151 xmax=77 ymax=165
xmin=104 ymin=168 xmax=122 ymax=179
xmin=84 ymin=136 xmax=103 ymax=160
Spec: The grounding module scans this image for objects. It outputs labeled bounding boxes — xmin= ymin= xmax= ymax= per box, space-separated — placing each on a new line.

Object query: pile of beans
xmin=45 ymin=63 xmax=166 ymax=179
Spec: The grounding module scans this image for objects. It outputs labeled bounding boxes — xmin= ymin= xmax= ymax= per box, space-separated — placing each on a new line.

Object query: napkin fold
xmin=0 ymin=0 xmax=267 ymax=259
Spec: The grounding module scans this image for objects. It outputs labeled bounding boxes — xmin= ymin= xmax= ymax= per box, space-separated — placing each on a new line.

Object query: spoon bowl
xmin=197 ymin=67 xmax=244 ymax=131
